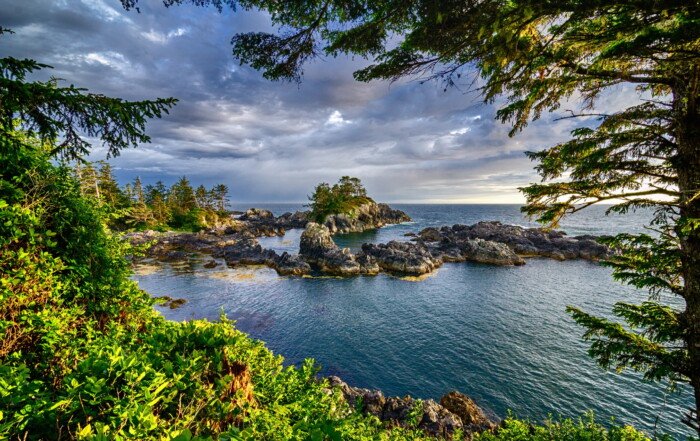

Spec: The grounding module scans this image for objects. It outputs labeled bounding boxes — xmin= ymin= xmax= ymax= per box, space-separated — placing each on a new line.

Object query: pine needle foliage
xmin=307 ymin=176 xmax=373 ymax=223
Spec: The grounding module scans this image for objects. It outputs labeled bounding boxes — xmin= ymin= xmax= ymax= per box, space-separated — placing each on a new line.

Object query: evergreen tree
xmin=123 ymin=183 xmax=134 ymax=202
xmin=0 ymin=29 xmax=175 ymax=160
xmin=97 ymin=162 xmax=125 ymax=207
xmin=150 ymin=192 xmax=171 ymax=226
xmin=211 ymin=184 xmax=230 ymax=212
xmin=195 ymin=184 xmax=211 ymax=210
xmin=145 ymin=180 xmax=169 ymax=206
xmin=169 ymin=177 xmax=197 ymax=215
xmin=308 ymin=177 xmax=371 ymax=223
xmin=76 ymin=162 xmax=100 ymax=200
xmin=121 ymin=0 xmax=700 ymax=431
xmin=132 ymin=176 xmax=145 ymax=204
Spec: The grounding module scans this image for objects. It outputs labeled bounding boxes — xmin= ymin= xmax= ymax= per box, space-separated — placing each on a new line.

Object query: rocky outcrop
xmin=299 ymin=223 xmax=362 ymax=276
xmin=360 ymin=241 xmax=442 ymax=276
xmin=271 ymin=252 xmax=311 ymax=276
xmin=128 ymin=217 xmax=610 ymax=281
xmin=327 ymin=376 xmax=496 ymax=439
xmin=440 ymin=391 xmax=496 ymax=433
xmin=418 ymin=222 xmax=609 ymax=261
xmin=128 ymin=229 xmax=312 ymax=276
xmin=323 ymin=202 xmax=411 ymax=234
xmin=238 ymin=208 xmax=275 ymax=222
xmin=427 ymin=236 xmax=525 ymax=266
xmin=275 ymin=211 xmax=309 ymax=229
xmin=214 ymin=238 xmax=278 ymax=266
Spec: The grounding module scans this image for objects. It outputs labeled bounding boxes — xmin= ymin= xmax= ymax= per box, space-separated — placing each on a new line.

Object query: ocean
xmin=133 ymin=204 xmax=693 ymax=438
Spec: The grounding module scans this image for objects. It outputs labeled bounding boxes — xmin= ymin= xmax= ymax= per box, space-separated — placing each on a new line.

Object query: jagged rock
xmin=327 ymin=376 xmax=386 ymax=416
xmin=272 ymin=252 xmax=311 ymax=276
xmin=419 ymin=227 xmax=442 ymax=242
xmin=357 ymin=253 xmax=380 ymax=275
xmin=360 ymin=241 xmax=442 ymax=275
xmin=417 ymin=222 xmax=610 ymax=261
xmin=156 ymin=250 xmax=191 ymax=262
xmin=203 ymin=259 xmax=218 ymax=268
xmin=218 ymin=238 xmax=278 ymax=266
xmin=154 ymin=295 xmax=187 ymax=309
xmin=323 ymin=202 xmax=411 ymax=234
xmin=238 ymin=208 xmax=275 ymax=221
xmin=429 ymin=237 xmax=525 ymax=266
xmin=328 ymin=376 xmax=495 ymax=439
xmin=124 ymin=229 xmax=160 ymax=245
xmin=275 ymin=211 xmax=309 ymax=229
xmin=440 ymin=391 xmax=497 ymax=432
xmin=417 ymin=399 xmax=464 ymax=438
xmin=300 ymin=223 xmax=361 ymax=275
xmin=300 ymin=223 xmax=337 ymax=257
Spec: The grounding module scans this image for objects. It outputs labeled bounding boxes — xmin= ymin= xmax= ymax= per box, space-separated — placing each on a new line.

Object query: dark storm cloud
xmin=0 ymin=0 xmax=640 ymax=203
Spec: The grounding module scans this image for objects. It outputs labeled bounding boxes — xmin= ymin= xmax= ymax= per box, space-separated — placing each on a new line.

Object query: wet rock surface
xmin=154 ymin=295 xmax=187 ymax=309
xmin=427 ymin=236 xmax=525 ymax=266
xmin=327 ymin=376 xmax=496 ymax=439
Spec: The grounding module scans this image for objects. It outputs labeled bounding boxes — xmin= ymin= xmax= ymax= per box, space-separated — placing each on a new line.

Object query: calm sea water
xmin=135 ymin=205 xmax=693 ymax=438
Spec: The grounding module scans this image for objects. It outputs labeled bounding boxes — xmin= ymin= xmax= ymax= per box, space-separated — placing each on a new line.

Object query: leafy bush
xmin=307 ymin=176 xmax=373 ymax=223
xmin=475 ymin=414 xmax=662 ymax=441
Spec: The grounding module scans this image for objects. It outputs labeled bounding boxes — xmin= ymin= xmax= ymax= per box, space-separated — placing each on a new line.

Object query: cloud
xmin=0 ymin=0 xmax=641 ymax=204
xmin=326 ymin=110 xmax=351 ymax=126
xmin=141 ymin=26 xmax=189 ymax=43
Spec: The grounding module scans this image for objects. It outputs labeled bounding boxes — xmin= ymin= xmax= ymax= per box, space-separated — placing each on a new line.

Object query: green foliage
xmin=71 ymin=170 xmax=232 ymax=232
xmin=307 ymin=176 xmax=372 ymax=223
xmin=475 ymin=414 xmax=657 ymax=441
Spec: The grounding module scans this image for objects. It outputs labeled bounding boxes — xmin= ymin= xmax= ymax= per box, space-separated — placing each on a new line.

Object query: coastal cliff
xmin=322 ymin=202 xmax=411 ymax=234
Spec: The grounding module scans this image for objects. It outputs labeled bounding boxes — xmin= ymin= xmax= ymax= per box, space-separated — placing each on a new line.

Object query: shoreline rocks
xmin=128 ymin=211 xmax=610 ymax=280
xmin=323 ymin=202 xmax=411 ymax=234
xmin=417 ymin=222 xmax=610 ymax=262
xmin=361 ymin=241 xmax=442 ymax=276
xmin=300 ymin=223 xmax=365 ymax=275
xmin=327 ymin=376 xmax=497 ymax=439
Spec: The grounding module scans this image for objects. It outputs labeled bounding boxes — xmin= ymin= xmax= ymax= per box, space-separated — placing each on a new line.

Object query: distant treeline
xmin=73 ymin=161 xmax=230 ymax=231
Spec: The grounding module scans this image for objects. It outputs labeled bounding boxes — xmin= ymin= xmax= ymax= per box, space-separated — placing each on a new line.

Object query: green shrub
xmin=475 ymin=414 xmax=659 ymax=441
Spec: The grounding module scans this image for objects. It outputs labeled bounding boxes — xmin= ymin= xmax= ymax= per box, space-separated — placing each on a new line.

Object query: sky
xmin=1 ymin=0 xmax=638 ymax=203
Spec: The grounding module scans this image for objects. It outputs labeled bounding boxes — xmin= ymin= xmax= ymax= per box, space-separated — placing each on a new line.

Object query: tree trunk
xmin=675 ymin=68 xmax=700 ymax=434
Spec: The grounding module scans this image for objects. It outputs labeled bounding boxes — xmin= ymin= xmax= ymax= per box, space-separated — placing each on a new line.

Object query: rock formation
xmin=327 ymin=376 xmax=497 ymax=439
xmin=322 ymin=202 xmax=411 ymax=234
xmin=128 ymin=214 xmax=610 ymax=280
xmin=417 ymin=222 xmax=610 ymax=261
xmin=360 ymin=241 xmax=442 ymax=276
xmin=299 ymin=223 xmax=363 ymax=275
